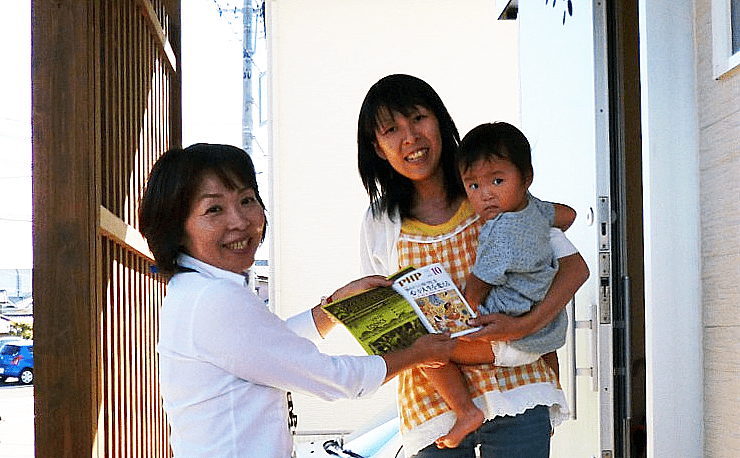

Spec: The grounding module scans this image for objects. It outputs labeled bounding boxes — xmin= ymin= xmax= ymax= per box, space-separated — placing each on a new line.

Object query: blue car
xmin=0 ymin=339 xmax=34 ymax=385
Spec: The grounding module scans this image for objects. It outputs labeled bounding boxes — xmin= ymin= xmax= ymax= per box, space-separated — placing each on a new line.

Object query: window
xmin=1 ymin=345 xmax=19 ymax=356
xmin=712 ymin=0 xmax=740 ymax=78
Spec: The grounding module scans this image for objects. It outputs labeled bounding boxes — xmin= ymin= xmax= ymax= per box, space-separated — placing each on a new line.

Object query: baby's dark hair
xmin=457 ymin=122 xmax=533 ymax=180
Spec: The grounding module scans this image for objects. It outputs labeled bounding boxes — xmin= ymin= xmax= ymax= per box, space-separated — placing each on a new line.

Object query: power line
xmin=211 ymin=0 xmax=266 ymax=73
xmin=0 ymin=116 xmax=31 ymax=124
xmin=0 ymin=132 xmax=31 ymax=141
xmin=0 ymin=217 xmax=32 ymax=223
xmin=0 ymin=159 xmax=32 ymax=169
xmin=0 ymin=115 xmax=31 ymax=125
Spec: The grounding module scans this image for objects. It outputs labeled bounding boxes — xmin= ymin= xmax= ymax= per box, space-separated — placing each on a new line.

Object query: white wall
xmin=268 ymin=0 xmax=520 ymax=433
xmin=639 ymin=1 xmax=703 ymax=457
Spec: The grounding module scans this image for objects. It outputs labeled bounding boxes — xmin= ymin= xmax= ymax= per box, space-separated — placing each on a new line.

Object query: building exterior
xmin=694 ymin=0 xmax=740 ymax=455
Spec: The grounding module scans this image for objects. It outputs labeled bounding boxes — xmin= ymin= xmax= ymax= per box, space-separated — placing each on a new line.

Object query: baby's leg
xmin=424 ymin=363 xmax=485 ymax=449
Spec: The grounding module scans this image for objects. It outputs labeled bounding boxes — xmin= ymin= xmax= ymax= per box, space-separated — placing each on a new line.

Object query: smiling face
xmin=182 ymin=172 xmax=266 ymax=274
xmin=460 ymin=156 xmax=532 ymax=221
xmin=372 ymin=105 xmax=444 ymax=184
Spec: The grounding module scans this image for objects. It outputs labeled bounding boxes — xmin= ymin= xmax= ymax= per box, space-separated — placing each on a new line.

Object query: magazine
xmin=323 ymin=263 xmax=480 ymax=355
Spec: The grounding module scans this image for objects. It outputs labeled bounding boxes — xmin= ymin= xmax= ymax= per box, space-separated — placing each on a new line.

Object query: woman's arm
xmin=303 ymin=290 xmax=458 ymax=384
xmin=465 ymin=252 xmax=589 ymax=342
xmin=381 ymin=333 xmax=455 ymax=383
xmin=312 ymin=275 xmax=456 ymax=381
xmin=531 ymin=196 xmax=575 ymax=231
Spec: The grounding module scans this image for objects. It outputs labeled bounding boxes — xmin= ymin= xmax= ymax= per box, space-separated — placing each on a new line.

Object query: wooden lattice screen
xmin=33 ymin=1 xmax=180 ymax=456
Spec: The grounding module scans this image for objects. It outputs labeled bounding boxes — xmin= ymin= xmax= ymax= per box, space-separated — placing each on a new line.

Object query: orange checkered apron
xmin=396 ymin=200 xmax=558 ymax=433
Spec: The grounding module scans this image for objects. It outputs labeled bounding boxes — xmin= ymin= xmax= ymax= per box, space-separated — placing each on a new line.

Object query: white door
xmin=517 ymin=2 xmax=614 ymax=457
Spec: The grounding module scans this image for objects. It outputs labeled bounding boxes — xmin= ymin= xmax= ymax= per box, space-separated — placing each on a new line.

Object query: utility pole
xmin=242 ymin=0 xmax=256 ymax=156
xmin=243 ymin=0 xmax=258 ymax=291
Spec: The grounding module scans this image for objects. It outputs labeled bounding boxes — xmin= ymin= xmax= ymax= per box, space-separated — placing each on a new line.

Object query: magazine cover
xmin=393 ymin=263 xmax=479 ymax=337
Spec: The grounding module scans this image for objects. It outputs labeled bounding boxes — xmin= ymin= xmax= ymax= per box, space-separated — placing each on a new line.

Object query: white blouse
xmin=158 ymin=254 xmax=387 ymax=458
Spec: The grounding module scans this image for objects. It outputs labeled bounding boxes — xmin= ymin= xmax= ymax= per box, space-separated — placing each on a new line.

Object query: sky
xmin=0 ymin=1 xmax=260 ymax=271
xmin=0 ymin=1 xmax=32 ymax=270
xmin=181 ymin=0 xmax=246 ymax=148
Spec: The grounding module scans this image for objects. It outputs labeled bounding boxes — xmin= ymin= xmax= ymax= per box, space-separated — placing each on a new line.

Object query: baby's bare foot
xmin=435 ymin=408 xmax=485 ymax=449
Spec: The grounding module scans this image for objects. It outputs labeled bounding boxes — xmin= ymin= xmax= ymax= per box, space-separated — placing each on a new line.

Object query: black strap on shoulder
xmin=177 ymin=266 xmax=198 ymax=273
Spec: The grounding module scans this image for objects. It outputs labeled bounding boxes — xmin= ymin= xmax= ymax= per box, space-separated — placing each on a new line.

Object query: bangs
xmin=362 ymin=81 xmax=434 ymax=134
xmin=196 ymin=144 xmax=258 ymax=191
xmin=371 ymin=103 xmax=429 ymax=133
xmin=210 ymin=164 xmax=250 ymax=191
xmin=185 ymin=143 xmax=264 ymax=211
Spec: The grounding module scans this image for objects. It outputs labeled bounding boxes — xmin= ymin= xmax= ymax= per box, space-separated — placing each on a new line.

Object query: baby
xmin=425 ymin=122 xmax=574 ymax=448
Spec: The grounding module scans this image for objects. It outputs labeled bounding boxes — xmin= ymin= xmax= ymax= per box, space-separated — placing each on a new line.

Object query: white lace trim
xmin=401 ymin=382 xmax=569 ymax=457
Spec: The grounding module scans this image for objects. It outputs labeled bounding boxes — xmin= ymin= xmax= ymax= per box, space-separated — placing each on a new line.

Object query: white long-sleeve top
xmin=158 ymin=254 xmax=387 ymax=458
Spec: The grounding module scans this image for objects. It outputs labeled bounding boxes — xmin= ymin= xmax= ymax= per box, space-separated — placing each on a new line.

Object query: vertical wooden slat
xmin=111 ymin=1 xmax=120 ymax=216
xmin=135 ymin=256 xmax=145 ymax=456
xmin=105 ymin=241 xmax=115 ymax=458
xmin=124 ymin=5 xmax=132 ymax=224
xmin=125 ymin=250 xmax=133 ymax=458
xmin=114 ymin=254 xmax=122 ymax=457
xmin=122 ymin=250 xmax=128 ymax=458
xmin=130 ymin=7 xmax=140 ymax=227
xmin=100 ymin=0 xmax=109 ymax=211
xmin=118 ymin=1 xmax=126 ymax=218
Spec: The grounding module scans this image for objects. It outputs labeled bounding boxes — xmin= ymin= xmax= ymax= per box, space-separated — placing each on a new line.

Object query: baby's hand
xmin=461 ymin=313 xmax=522 ymax=342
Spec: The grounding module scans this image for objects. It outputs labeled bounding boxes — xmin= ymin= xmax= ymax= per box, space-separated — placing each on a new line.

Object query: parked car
xmin=0 ymin=339 xmax=34 ymax=384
